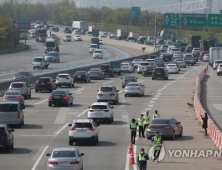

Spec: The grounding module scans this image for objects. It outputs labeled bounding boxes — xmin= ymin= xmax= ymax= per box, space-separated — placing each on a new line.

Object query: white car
xmin=217 ymin=64 xmax=222 ymax=76
xmin=203 ymin=54 xmax=209 ymax=62
xmin=160 ymin=45 xmax=168 ymax=51
xmin=192 ymin=48 xmax=200 ymax=55
xmin=93 ymin=49 xmax=103 ymax=59
xmin=68 ymin=119 xmax=99 ymax=145
xmin=124 ymin=82 xmax=145 ymax=97
xmin=99 ymin=40 xmax=104 ymax=45
xmin=137 ymin=62 xmax=150 ymax=73
xmin=56 ymin=73 xmax=74 ymax=87
xmin=132 ymin=59 xmax=143 ymax=69
xmin=89 ymin=44 xmax=98 ymax=53
xmin=166 ymin=64 xmax=179 ymax=74
xmin=213 ymin=60 xmax=222 ymax=70
xmin=121 ymin=63 xmax=134 ymax=73
xmin=170 ymin=48 xmax=179 ymax=55
xmin=88 ymin=102 xmax=114 ymax=124
xmin=28 ymin=32 xmax=35 ymax=38
xmin=74 ymin=35 xmax=82 ymax=41
xmin=63 ymin=35 xmax=72 ymax=42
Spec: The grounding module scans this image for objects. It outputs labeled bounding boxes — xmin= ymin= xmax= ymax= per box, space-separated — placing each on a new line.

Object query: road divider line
xmin=102 ymin=81 xmax=114 ymax=85
xmin=34 ymin=99 xmax=48 ymax=105
xmin=31 ymin=146 xmax=49 ymax=170
xmin=77 ymin=109 xmax=88 ymax=117
xmin=22 ymin=135 xmax=57 ymax=137
xmin=54 ymin=108 xmax=69 ymax=124
xmin=118 ymin=90 xmax=124 ymax=94
xmin=55 ymin=124 xmax=69 ymax=135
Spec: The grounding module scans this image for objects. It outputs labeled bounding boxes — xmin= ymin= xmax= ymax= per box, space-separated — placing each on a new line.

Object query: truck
xmin=188 ymin=35 xmax=201 ymax=48
xmin=117 ymin=29 xmax=128 ymax=40
xmin=35 ymin=29 xmax=47 ymax=42
xmin=109 ymin=61 xmax=121 ymax=75
xmin=128 ymin=32 xmax=139 ymax=40
xmin=91 ymin=38 xmax=100 ymax=48
xmin=72 ymin=21 xmax=88 ymax=34
xmin=88 ymin=26 xmax=99 ymax=37
xmin=209 ymin=47 xmax=222 ymax=67
xmin=45 ymin=38 xmax=59 ymax=54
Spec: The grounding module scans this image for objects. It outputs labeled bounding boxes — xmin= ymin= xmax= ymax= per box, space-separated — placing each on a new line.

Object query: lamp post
xmin=130 ymin=0 xmax=132 ymax=25
xmin=25 ymin=0 xmax=27 ymax=47
xmin=179 ymin=0 xmax=182 ymax=39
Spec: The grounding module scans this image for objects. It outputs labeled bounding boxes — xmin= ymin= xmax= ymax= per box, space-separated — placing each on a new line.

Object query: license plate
xmin=59 ymin=162 xmax=69 ymax=166
xmin=54 ymin=96 xmax=60 ymax=99
xmin=78 ymin=76 xmax=81 ymax=78
xmin=41 ymin=82 xmax=45 ymax=85
xmin=157 ymin=73 xmax=161 ymax=74
xmin=96 ymin=113 xmax=103 ymax=116
xmin=77 ymin=130 xmax=87 ymax=133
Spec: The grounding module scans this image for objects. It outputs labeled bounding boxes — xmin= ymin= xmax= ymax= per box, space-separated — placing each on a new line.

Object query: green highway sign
xmin=130 ymin=7 xmax=141 ymax=19
xmin=164 ymin=13 xmax=179 ymax=27
xmin=208 ymin=14 xmax=222 ymax=27
xmin=181 ymin=14 xmax=206 ymax=27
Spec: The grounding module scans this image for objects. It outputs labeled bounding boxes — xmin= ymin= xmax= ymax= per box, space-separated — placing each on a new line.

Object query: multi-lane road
xmin=0 ymin=38 xmax=221 ymax=170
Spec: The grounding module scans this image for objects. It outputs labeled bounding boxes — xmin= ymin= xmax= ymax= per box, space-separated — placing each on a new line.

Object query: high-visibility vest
xmin=138 ymin=117 xmax=144 ymax=126
xmin=139 ymin=153 xmax=148 ymax=161
xmin=131 ymin=122 xmax=137 ymax=129
xmin=143 ymin=115 xmax=150 ymax=125
xmin=154 ymin=136 xmax=162 ymax=146
xmin=154 ymin=113 xmax=160 ymax=118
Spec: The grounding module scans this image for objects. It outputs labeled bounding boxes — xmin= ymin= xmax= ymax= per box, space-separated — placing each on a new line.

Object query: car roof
xmin=95 ymin=49 xmax=102 ymax=51
xmin=127 ymin=82 xmax=140 ymax=85
xmin=152 ymin=117 xmax=173 ymax=121
xmin=11 ymin=82 xmax=25 ymax=84
xmin=101 ymin=86 xmax=114 ymax=88
xmin=124 ymin=75 xmax=135 ymax=78
xmin=0 ymin=124 xmax=5 ymax=128
xmin=53 ymin=148 xmax=77 ymax=152
xmin=74 ymin=119 xmax=92 ymax=123
xmin=0 ymin=101 xmax=19 ymax=104
xmin=34 ymin=57 xmax=44 ymax=58
xmin=91 ymin=102 xmax=109 ymax=106
xmin=57 ymin=73 xmax=69 ymax=75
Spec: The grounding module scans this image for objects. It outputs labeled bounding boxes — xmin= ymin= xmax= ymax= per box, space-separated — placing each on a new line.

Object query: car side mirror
xmin=142 ymin=85 xmax=145 ymax=86
xmin=116 ymin=90 xmax=119 ymax=92
xmin=97 ymin=90 xmax=99 ymax=92
xmin=10 ymin=129 xmax=14 ymax=132
xmin=111 ymin=106 xmax=114 ymax=109
xmin=70 ymin=93 xmax=73 ymax=95
xmin=97 ymin=124 xmax=100 ymax=127
xmin=46 ymin=153 xmax=51 ymax=157
xmin=80 ymin=153 xmax=85 ymax=156
xmin=68 ymin=124 xmax=72 ymax=127
xmin=177 ymin=122 xmax=181 ymax=124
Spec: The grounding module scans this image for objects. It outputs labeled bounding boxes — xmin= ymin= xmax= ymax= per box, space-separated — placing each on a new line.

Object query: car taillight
xmin=22 ymin=87 xmax=26 ymax=90
xmin=35 ymin=81 xmax=39 ymax=84
xmin=135 ymin=79 xmax=137 ymax=82
xmin=48 ymin=96 xmax=52 ymax=99
xmin=145 ymin=69 xmax=148 ymax=72
xmin=164 ymin=126 xmax=171 ymax=129
xmin=70 ymin=127 xmax=76 ymax=131
xmin=166 ymin=67 xmax=168 ymax=70
xmin=128 ymin=66 xmax=130 ymax=68
xmin=66 ymin=77 xmax=69 ymax=80
xmin=148 ymin=126 xmax=153 ymax=129
xmin=18 ymin=111 xmax=20 ymax=118
xmin=16 ymin=96 xmax=22 ymax=99
xmin=90 ymin=127 xmax=95 ymax=131
xmin=138 ymin=65 xmax=141 ymax=67
xmin=174 ymin=67 xmax=177 ymax=70
xmin=70 ymin=161 xmax=80 ymax=165
xmin=104 ymin=110 xmax=109 ymax=112
xmin=110 ymin=94 xmax=115 ymax=96
xmin=89 ymin=110 xmax=94 ymax=112
xmin=98 ymin=94 xmax=103 ymax=96
xmin=49 ymin=161 xmax=58 ymax=165
xmin=218 ymin=67 xmax=222 ymax=70
xmin=3 ymin=96 xmax=8 ymax=99
xmin=63 ymin=96 xmax=68 ymax=99
xmin=108 ymin=69 xmax=111 ymax=70
xmin=47 ymin=82 xmax=51 ymax=84
xmin=73 ymin=75 xmax=76 ymax=78
xmin=1 ymin=134 xmax=7 ymax=138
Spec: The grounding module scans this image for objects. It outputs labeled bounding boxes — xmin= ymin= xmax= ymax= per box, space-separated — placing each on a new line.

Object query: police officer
xmin=152 ymin=110 xmax=160 ymax=119
xmin=137 ymin=148 xmax=149 ymax=170
xmin=151 ymin=131 xmax=163 ymax=147
xmin=143 ymin=111 xmax=150 ymax=135
xmin=130 ymin=119 xmax=137 ymax=144
xmin=138 ymin=114 xmax=145 ymax=137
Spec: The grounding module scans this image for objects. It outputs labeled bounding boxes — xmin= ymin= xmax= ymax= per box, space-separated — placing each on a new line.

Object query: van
xmin=89 ymin=44 xmax=98 ymax=53
xmin=32 ymin=57 xmax=49 ymax=69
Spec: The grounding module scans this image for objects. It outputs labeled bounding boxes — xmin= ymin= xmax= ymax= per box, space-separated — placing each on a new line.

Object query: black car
xmin=142 ymin=65 xmax=155 ymax=77
xmin=154 ymin=58 xmax=165 ymax=67
xmin=160 ymin=53 xmax=172 ymax=62
xmin=48 ymin=90 xmax=73 ymax=107
xmin=99 ymin=64 xmax=114 ymax=77
xmin=35 ymin=77 xmax=57 ymax=93
xmin=63 ymin=27 xmax=72 ymax=33
xmin=152 ymin=67 xmax=168 ymax=80
xmin=0 ymin=124 xmax=14 ymax=153
xmin=73 ymin=71 xmax=91 ymax=83
xmin=121 ymin=75 xmax=138 ymax=88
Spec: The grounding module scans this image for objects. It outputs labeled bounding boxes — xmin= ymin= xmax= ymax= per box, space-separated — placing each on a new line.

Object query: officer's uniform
xmin=143 ymin=114 xmax=150 ymax=134
xmin=138 ymin=116 xmax=145 ymax=137
xmin=153 ymin=113 xmax=160 ymax=118
xmin=153 ymin=136 xmax=162 ymax=146
xmin=130 ymin=121 xmax=137 ymax=144
xmin=137 ymin=153 xmax=149 ymax=170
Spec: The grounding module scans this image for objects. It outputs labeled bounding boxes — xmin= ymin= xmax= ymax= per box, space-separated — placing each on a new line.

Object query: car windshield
xmin=52 ymin=151 xmax=76 ymax=158
xmin=11 ymin=83 xmax=23 ymax=88
xmin=127 ymin=84 xmax=139 ymax=87
xmin=46 ymin=52 xmax=56 ymax=56
xmin=151 ymin=119 xmax=170 ymax=124
xmin=215 ymin=61 xmax=222 ymax=63
xmin=91 ymin=45 xmax=97 ymax=48
xmin=171 ymin=49 xmax=178 ymax=51
xmin=34 ymin=58 xmax=43 ymax=62
xmin=37 ymin=78 xmax=50 ymax=82
xmin=124 ymin=76 xmax=135 ymax=80
xmin=168 ymin=64 xmax=176 ymax=67
xmin=100 ymin=65 xmax=110 ymax=69
xmin=100 ymin=87 xmax=113 ymax=92
xmin=94 ymin=51 xmax=101 ymax=53
xmin=51 ymin=91 xmax=67 ymax=95
xmin=66 ymin=36 xmax=71 ymax=38
xmin=74 ymin=123 xmax=92 ymax=128
xmin=140 ymin=63 xmax=149 ymax=66
xmin=75 ymin=71 xmax=86 ymax=75
xmin=58 ymin=75 xmax=68 ymax=78
xmin=46 ymin=42 xmax=55 ymax=47
xmin=5 ymin=91 xmax=20 ymax=95
xmin=176 ymin=58 xmax=184 ymax=61
xmin=0 ymin=128 xmax=5 ymax=133
xmin=133 ymin=59 xmax=142 ymax=62
xmin=91 ymin=105 xmax=107 ymax=109
xmin=121 ymin=63 xmax=129 ymax=66
xmin=0 ymin=104 xmax=17 ymax=112
xmin=16 ymin=72 xmax=28 ymax=75
xmin=185 ymin=56 xmax=193 ymax=60
xmin=155 ymin=69 xmax=164 ymax=73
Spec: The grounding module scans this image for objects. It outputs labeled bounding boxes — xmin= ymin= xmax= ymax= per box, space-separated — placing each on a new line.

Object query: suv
xmin=9 ymin=82 xmax=31 ymax=99
xmin=68 ymin=119 xmax=99 ymax=145
xmin=44 ymin=51 xmax=60 ymax=63
xmin=32 ymin=57 xmax=49 ymax=69
xmin=97 ymin=86 xmax=119 ymax=104
xmin=56 ymin=73 xmax=74 ymax=88
xmin=217 ymin=64 xmax=222 ymax=76
xmin=0 ymin=102 xmax=24 ymax=128
xmin=184 ymin=53 xmax=195 ymax=66
xmin=137 ymin=62 xmax=150 ymax=73
xmin=88 ymin=102 xmax=114 ymax=123
xmin=35 ymin=77 xmax=57 ymax=93
xmin=0 ymin=124 xmax=14 ymax=152
xmin=99 ymin=64 xmax=114 ymax=77
xmin=152 ymin=67 xmax=168 ymax=80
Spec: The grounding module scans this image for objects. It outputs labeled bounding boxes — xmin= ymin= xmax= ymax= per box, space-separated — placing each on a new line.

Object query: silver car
xmin=88 ymin=68 xmax=105 ymax=80
xmin=45 ymin=51 xmax=60 ymax=63
xmin=46 ymin=148 xmax=84 ymax=170
xmin=9 ymin=82 xmax=31 ymax=99
xmin=97 ymin=86 xmax=119 ymax=104
xmin=3 ymin=91 xmax=25 ymax=109
xmin=14 ymin=71 xmax=33 ymax=80
xmin=175 ymin=58 xmax=186 ymax=68
xmin=124 ymin=82 xmax=145 ymax=97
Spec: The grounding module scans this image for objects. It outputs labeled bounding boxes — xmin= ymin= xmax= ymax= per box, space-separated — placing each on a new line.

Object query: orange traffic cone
xmin=128 ymin=142 xmax=134 ymax=154
xmin=129 ymin=153 xmax=135 ymax=165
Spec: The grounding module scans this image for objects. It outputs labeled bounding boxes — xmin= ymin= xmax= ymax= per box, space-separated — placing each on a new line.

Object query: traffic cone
xmin=129 ymin=153 xmax=135 ymax=165
xmin=128 ymin=142 xmax=134 ymax=154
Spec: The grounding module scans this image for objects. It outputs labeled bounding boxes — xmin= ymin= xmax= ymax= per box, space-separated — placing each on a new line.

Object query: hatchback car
xmin=152 ymin=67 xmax=168 ymax=80
xmin=121 ymin=62 xmax=134 ymax=73
xmin=142 ymin=65 xmax=155 ymax=77
xmin=14 ymin=71 xmax=33 ymax=80
xmin=124 ymin=82 xmax=145 ymax=97
xmin=88 ymin=68 xmax=105 ymax=80
xmin=3 ymin=91 xmax=25 ymax=109
xmin=166 ymin=64 xmax=179 ymax=74
xmin=93 ymin=49 xmax=103 ymax=59
xmin=97 ymin=86 xmax=119 ymax=104
xmin=217 ymin=64 xmax=222 ymax=76
xmin=63 ymin=35 xmax=72 ymax=42
xmin=73 ymin=71 xmax=90 ymax=83
xmin=137 ymin=62 xmax=150 ymax=73
xmin=0 ymin=124 xmax=14 ymax=153
xmin=74 ymin=35 xmax=82 ymax=41
xmin=121 ymin=75 xmax=137 ymax=88
xmin=56 ymin=73 xmax=74 ymax=88
xmin=184 ymin=54 xmax=195 ymax=65
xmin=48 ymin=90 xmax=73 ymax=107
xmin=0 ymin=102 xmax=24 ymax=128
xmin=35 ymin=77 xmax=57 ymax=93
xmin=88 ymin=102 xmax=114 ymax=123
xmin=46 ymin=148 xmax=84 ymax=170
xmin=9 ymin=82 xmax=31 ymax=99
xmin=45 ymin=51 xmax=60 ymax=63
xmin=146 ymin=117 xmax=183 ymax=140
xmin=185 ymin=46 xmax=193 ymax=53
xmin=99 ymin=64 xmax=114 ymax=77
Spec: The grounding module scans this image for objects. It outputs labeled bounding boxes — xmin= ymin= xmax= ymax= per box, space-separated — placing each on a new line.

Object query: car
xmin=202 ymin=54 xmax=209 ymax=62
xmin=185 ymin=46 xmax=193 ymax=53
xmin=51 ymin=27 xmax=59 ymax=32
xmin=137 ymin=62 xmax=150 ymax=73
xmin=0 ymin=102 xmax=24 ymax=128
xmin=3 ymin=91 xmax=25 ymax=109
xmin=132 ymin=59 xmax=143 ymax=69
xmin=68 ymin=119 xmax=99 ymax=145
xmin=168 ymin=61 xmax=181 ymax=71
xmin=45 ymin=51 xmax=60 ymax=63
xmin=73 ymin=71 xmax=90 ymax=83
xmin=121 ymin=62 xmax=134 ymax=73
xmin=9 ymin=82 xmax=31 ymax=99
xmin=160 ymin=53 xmax=172 ymax=62
xmin=166 ymin=64 xmax=179 ymax=74
xmin=146 ymin=59 xmax=155 ymax=65
xmin=63 ymin=35 xmax=72 ymax=42
xmin=142 ymin=65 xmax=155 ymax=77
xmin=175 ymin=58 xmax=186 ymax=68
xmin=169 ymin=48 xmax=179 ymax=56
xmin=217 ymin=64 xmax=222 ymax=76
xmin=32 ymin=56 xmax=49 ymax=69
xmin=160 ymin=45 xmax=168 ymax=51
xmin=146 ymin=117 xmax=183 ymax=140
xmin=124 ymin=82 xmax=145 ymax=97
xmin=173 ymin=51 xmax=183 ymax=59
xmin=97 ymin=86 xmax=119 ymax=104
xmin=129 ymin=40 xmax=136 ymax=43
xmin=35 ymin=77 xmax=57 ymax=93
xmin=74 ymin=35 xmax=82 ymax=41
xmin=88 ymin=102 xmax=114 ymax=123
xmin=88 ymin=68 xmax=105 ymax=80
xmin=46 ymin=147 xmax=84 ymax=170
xmin=121 ymin=75 xmax=137 ymax=88
xmin=63 ymin=27 xmax=72 ymax=33
xmin=192 ymin=48 xmax=200 ymax=55
xmin=0 ymin=124 xmax=14 ymax=153
xmin=48 ymin=90 xmax=73 ymax=106
xmin=213 ymin=60 xmax=222 ymax=70
xmin=28 ymin=32 xmax=35 ymax=38
xmin=55 ymin=73 xmax=74 ymax=88
xmin=184 ymin=53 xmax=195 ymax=66
xmin=89 ymin=44 xmax=98 ymax=53
xmin=199 ymin=51 xmax=208 ymax=60
xmin=154 ymin=58 xmax=165 ymax=67
xmin=152 ymin=67 xmax=168 ymax=80
xmin=93 ymin=49 xmax=103 ymax=59
xmin=99 ymin=40 xmax=103 ymax=45
xmin=14 ymin=71 xmax=33 ymax=80
xmin=99 ymin=64 xmax=114 ymax=77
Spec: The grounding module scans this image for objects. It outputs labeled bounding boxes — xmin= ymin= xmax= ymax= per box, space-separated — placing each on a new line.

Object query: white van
xmin=89 ymin=44 xmax=98 ymax=53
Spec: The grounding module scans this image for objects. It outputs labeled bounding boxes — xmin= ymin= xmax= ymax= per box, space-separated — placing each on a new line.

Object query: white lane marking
xmin=155 ymin=95 xmax=159 ymax=98
xmin=34 ymin=99 xmax=48 ymax=105
xmin=31 ymin=146 xmax=49 ymax=170
xmin=71 ymin=88 xmax=85 ymax=93
xmin=148 ymin=105 xmax=153 ymax=107
xmin=133 ymin=145 xmax=137 ymax=170
xmin=54 ymin=108 xmax=70 ymax=124
xmin=157 ymin=93 xmax=162 ymax=95
xmin=150 ymin=101 xmax=155 ymax=104
xmin=152 ymin=98 xmax=158 ymax=101
xmin=21 ymin=135 xmax=57 ymax=137
xmin=146 ymin=108 xmax=152 ymax=111
xmin=102 ymin=81 xmax=114 ymax=85
xmin=118 ymin=90 xmax=124 ymax=93
xmin=1 ymin=72 xmax=6 ymax=73
xmin=77 ymin=109 xmax=88 ymax=117
xmin=125 ymin=153 xmax=130 ymax=170
xmin=55 ymin=124 xmax=68 ymax=135
xmin=139 ymin=80 xmax=144 ymax=83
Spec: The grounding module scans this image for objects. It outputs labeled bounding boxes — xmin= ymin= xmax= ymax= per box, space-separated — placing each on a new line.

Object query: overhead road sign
xmin=181 ymin=14 xmax=206 ymax=27
xmin=131 ymin=7 xmax=141 ymax=19
xmin=164 ymin=13 xmax=179 ymax=27
xmin=208 ymin=14 xmax=222 ymax=27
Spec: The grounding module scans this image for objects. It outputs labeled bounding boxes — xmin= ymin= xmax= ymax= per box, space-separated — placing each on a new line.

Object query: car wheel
xmin=179 ymin=129 xmax=183 ymax=137
xmin=48 ymin=103 xmax=52 ymax=107
xmin=35 ymin=90 xmax=38 ymax=93
xmin=118 ymin=72 xmax=121 ymax=75
xmin=217 ymin=73 xmax=219 ymax=76
xmin=113 ymin=100 xmax=117 ymax=105
xmin=11 ymin=140 xmax=14 ymax=149
xmin=18 ymin=122 xmax=22 ymax=128
xmin=124 ymin=94 xmax=127 ymax=97
xmin=69 ymin=140 xmax=73 ymax=145
xmin=33 ymin=67 xmax=35 ymax=69
xmin=152 ymin=77 xmax=155 ymax=80
xmin=93 ymin=137 xmax=97 ymax=145
xmin=6 ymin=146 xmax=11 ymax=153
xmin=22 ymin=104 xmax=25 ymax=109
xmin=171 ymin=131 xmax=176 ymax=140
xmin=109 ymin=118 xmax=112 ymax=124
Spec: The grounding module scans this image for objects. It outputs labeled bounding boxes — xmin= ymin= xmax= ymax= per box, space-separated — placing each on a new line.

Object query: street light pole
xmin=179 ymin=0 xmax=182 ymax=39
xmin=25 ymin=0 xmax=27 ymax=47
xmin=130 ymin=0 xmax=132 ymax=25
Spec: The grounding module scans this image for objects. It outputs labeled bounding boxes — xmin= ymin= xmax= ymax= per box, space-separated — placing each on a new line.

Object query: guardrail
xmin=194 ymin=66 xmax=222 ymax=150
